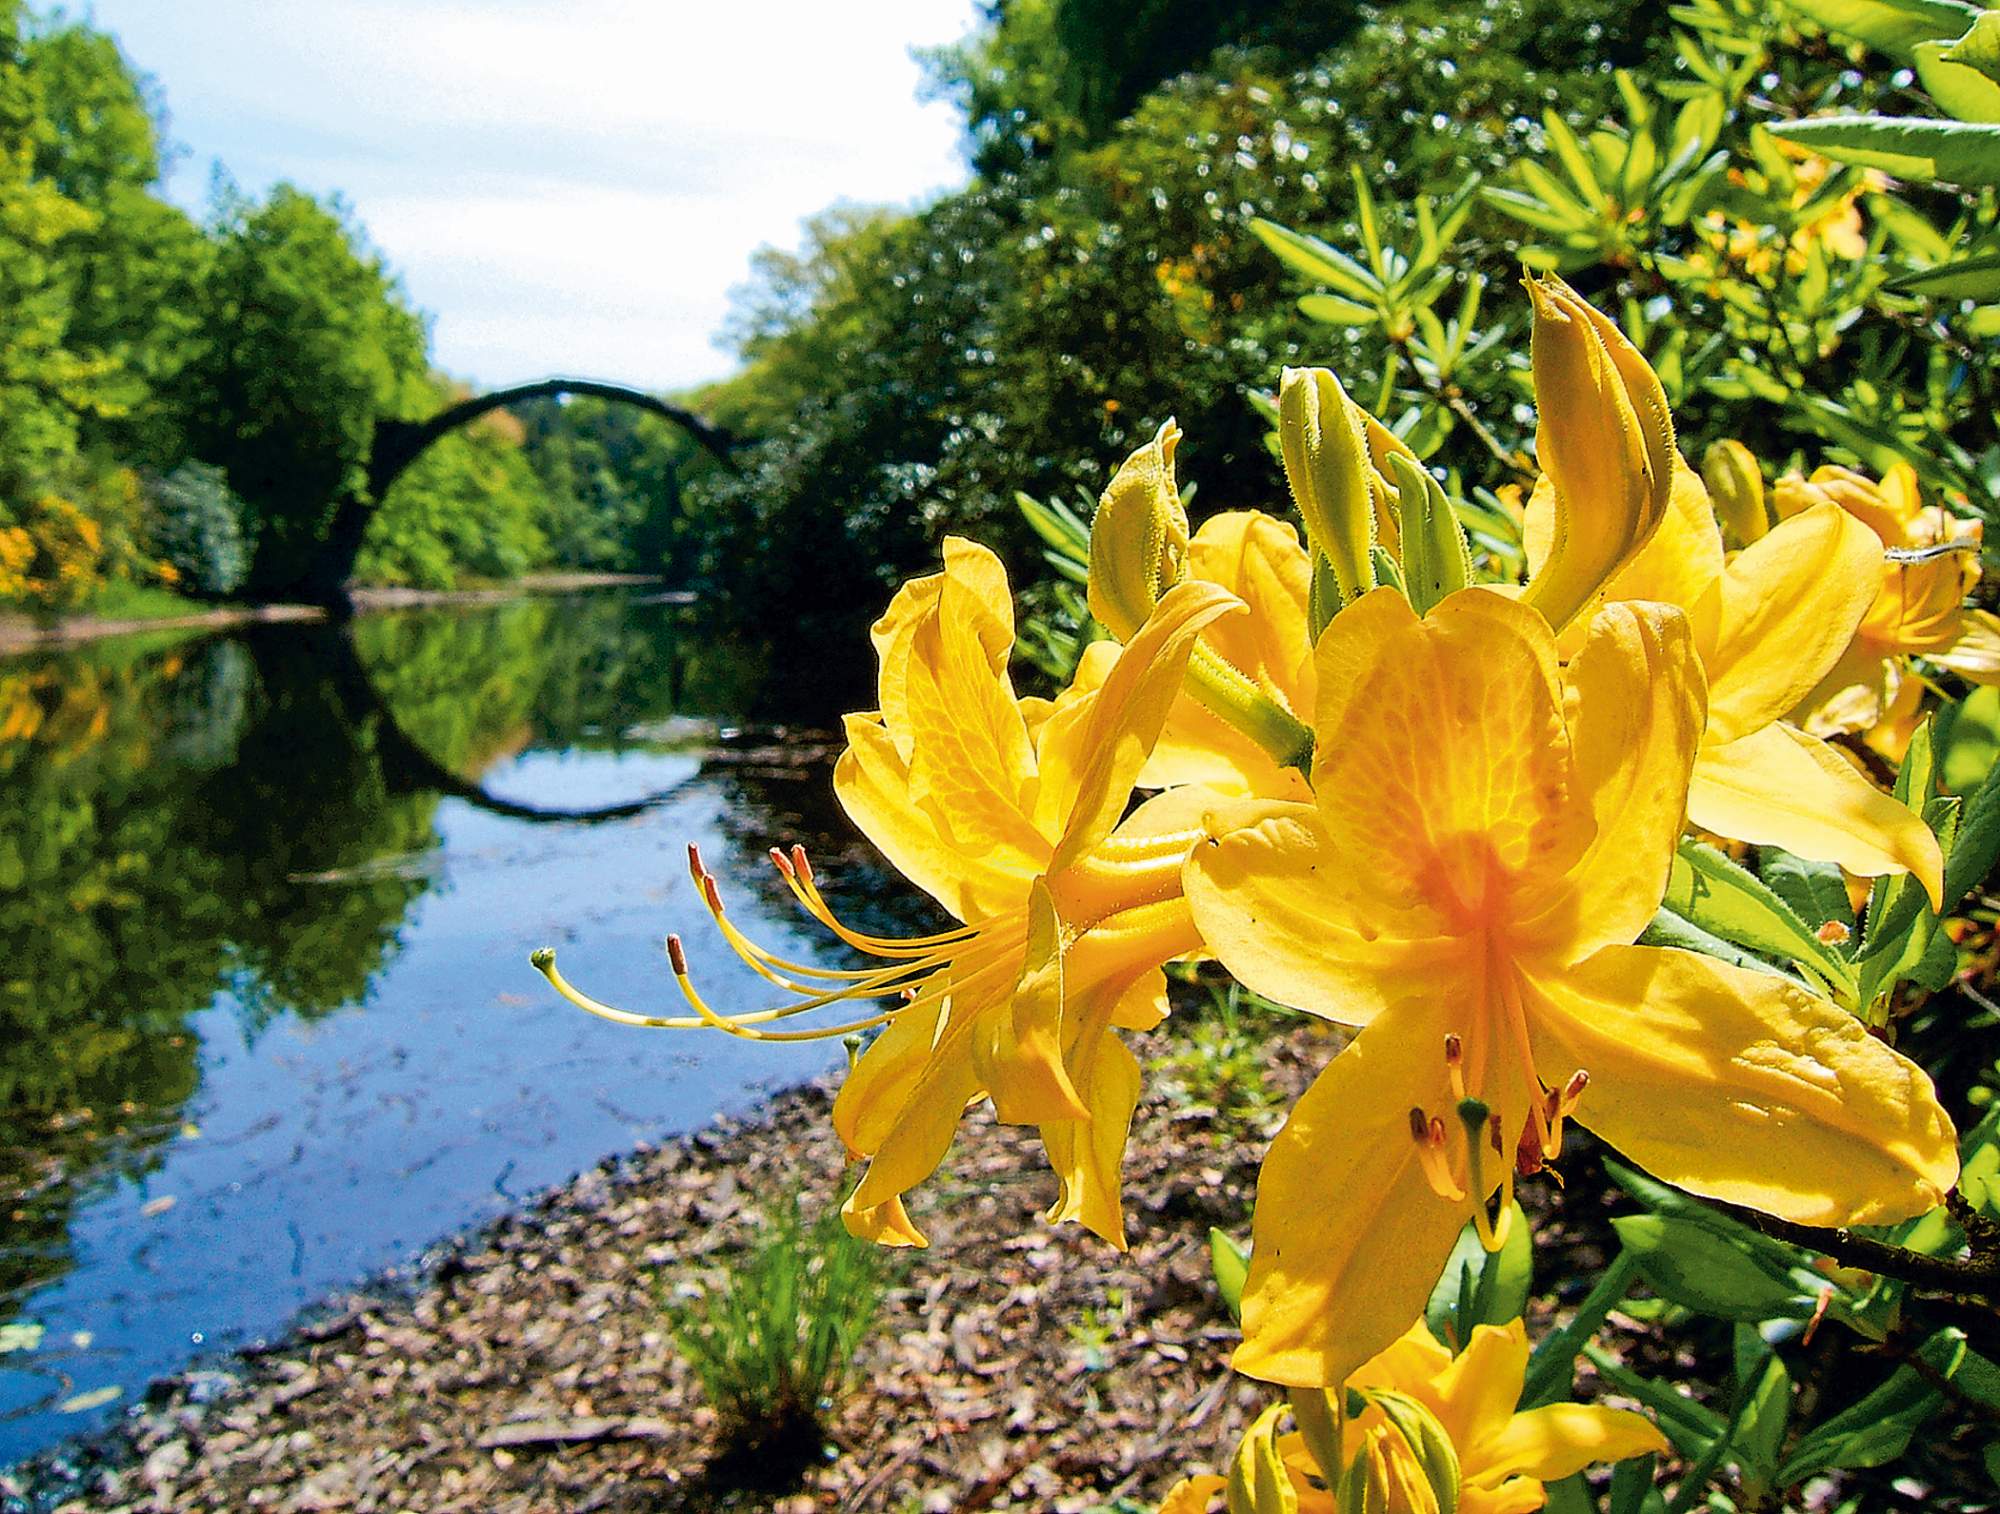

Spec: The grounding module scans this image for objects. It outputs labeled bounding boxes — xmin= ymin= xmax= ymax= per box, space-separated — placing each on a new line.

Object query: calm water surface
xmin=0 ymin=593 xmax=912 ymax=1465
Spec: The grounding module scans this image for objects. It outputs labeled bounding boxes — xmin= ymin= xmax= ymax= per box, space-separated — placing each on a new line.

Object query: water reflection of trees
xmin=0 ymin=594 xmax=761 ymax=1317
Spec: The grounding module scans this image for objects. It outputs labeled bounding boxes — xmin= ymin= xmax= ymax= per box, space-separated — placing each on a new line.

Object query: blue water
xmin=0 ymin=597 xmax=908 ymax=1465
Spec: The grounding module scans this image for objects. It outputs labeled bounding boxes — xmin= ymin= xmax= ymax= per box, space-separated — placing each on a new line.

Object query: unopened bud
xmin=1522 ymin=275 xmax=1675 ymax=632
xmin=1703 ymin=440 xmax=1769 ymax=547
xmin=1279 ymin=366 xmax=1376 ymax=605
xmin=1088 ymin=418 xmax=1190 ymax=641
xmin=1226 ymin=1402 xmax=1298 ymax=1514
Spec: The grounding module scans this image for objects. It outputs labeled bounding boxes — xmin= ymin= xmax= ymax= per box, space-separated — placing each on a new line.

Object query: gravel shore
xmin=9 ymin=1023 xmax=1337 ymax=1513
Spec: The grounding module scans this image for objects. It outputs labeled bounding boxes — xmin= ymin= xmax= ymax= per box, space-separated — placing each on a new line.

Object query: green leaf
xmin=1733 ymin=1340 xmax=1794 ymax=1499
xmin=1890 ymin=251 xmax=2000 ymax=300
xmin=1015 ymin=490 xmax=1091 ymax=564
xmin=1759 ymin=848 xmax=1857 ymax=937
xmin=1603 ymin=1160 xmax=1820 ymax=1280
xmin=1777 ymin=1330 xmax=1965 ymax=1483
xmin=1586 ymin=1350 xmax=1727 ymax=1459
xmin=1639 ymin=905 xmax=1791 ymax=977
xmin=1607 ymin=1455 xmax=1663 ymax=1514
xmin=1297 ymin=293 xmax=1379 ymax=327
xmin=1917 ymin=38 xmax=2000 ymax=120
xmin=1522 ymin=1251 xmax=1643 ymax=1409
xmin=1943 ymin=11 xmax=2000 ymax=83
xmin=1252 ymin=218 xmax=1381 ymax=300
xmin=1936 ymin=686 xmax=2000 ymax=793
xmin=1768 ymin=115 xmax=2000 ymax=186
xmin=1209 ymin=1228 xmax=1249 ymax=1322
xmin=1664 ymin=841 xmax=1858 ymax=995
xmin=1481 ymin=185 xmax=1590 ymax=236
xmin=1612 ymin=1215 xmax=1815 ymax=1322
xmin=1426 ymin=1203 xmax=1532 ymax=1349
xmin=1943 ymin=726 xmax=2000 ymax=913
xmin=1788 ymin=0 xmax=1983 ymax=60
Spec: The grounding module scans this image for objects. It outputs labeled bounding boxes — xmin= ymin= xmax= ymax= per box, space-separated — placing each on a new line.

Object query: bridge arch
xmin=313 ymin=378 xmax=740 ymax=607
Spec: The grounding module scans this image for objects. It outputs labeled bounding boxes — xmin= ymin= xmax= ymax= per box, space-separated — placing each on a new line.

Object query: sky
xmin=79 ymin=0 xmax=979 ymax=393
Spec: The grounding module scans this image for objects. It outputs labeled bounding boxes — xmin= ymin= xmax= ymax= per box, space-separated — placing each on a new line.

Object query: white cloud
xmin=82 ymin=0 xmax=976 ymax=388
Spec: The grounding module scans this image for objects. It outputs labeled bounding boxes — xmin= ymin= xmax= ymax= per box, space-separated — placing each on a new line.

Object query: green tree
xmin=186 ymin=182 xmax=429 ymax=596
xmin=25 ymin=17 xmax=208 ymax=466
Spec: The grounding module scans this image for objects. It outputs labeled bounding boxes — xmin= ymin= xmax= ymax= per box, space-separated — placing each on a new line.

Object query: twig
xmin=1726 ymin=1205 xmax=2000 ymax=1296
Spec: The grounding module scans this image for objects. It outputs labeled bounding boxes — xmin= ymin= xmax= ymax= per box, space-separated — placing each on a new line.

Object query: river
xmin=0 ymin=591 xmax=917 ymax=1466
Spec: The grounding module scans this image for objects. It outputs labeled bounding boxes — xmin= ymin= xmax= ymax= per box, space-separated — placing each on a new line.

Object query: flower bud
xmin=1702 ymin=440 xmax=1769 ymax=547
xmin=1360 ymin=1387 xmax=1463 ymax=1514
xmin=1088 ymin=419 xmax=1190 ymax=641
xmin=1521 ymin=275 xmax=1676 ymax=632
xmin=1279 ymin=366 xmax=1376 ymax=605
xmin=1387 ymin=451 xmax=1471 ymax=615
xmin=1226 ymin=1403 xmax=1300 ymax=1514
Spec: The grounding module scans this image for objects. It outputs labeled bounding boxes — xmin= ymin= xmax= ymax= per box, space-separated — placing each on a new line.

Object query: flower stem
xmin=1183 ymin=643 xmax=1315 ymax=775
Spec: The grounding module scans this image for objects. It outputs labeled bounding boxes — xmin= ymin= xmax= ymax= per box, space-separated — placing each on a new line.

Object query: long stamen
xmin=1546 ymin=1068 xmax=1589 ymax=1163
xmin=701 ymin=870 xmax=919 ymax=986
xmin=1480 ymin=1111 xmax=1517 ymax=1251
xmin=665 ymin=935 xmax=900 ymax=1042
xmin=532 ymin=947 xmax=708 ymax=1030
xmin=1410 ymin=1107 xmax=1466 ymax=1201
xmin=1496 ymin=964 xmax=1553 ymax=1153
xmin=777 ymin=846 xmax=984 ymax=956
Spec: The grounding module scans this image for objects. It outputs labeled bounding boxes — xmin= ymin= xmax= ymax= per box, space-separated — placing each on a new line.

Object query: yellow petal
xmin=845 ymin=959 xmax=1011 ymax=1230
xmin=1312 ymin=586 xmax=1592 ymax=911
xmin=1472 ymin=1404 xmax=1669 ymax=1485
xmin=872 ymin=535 xmax=1013 ymax=765
xmin=1091 ymin=511 xmax=1318 ymax=802
xmin=839 ymin=1191 xmax=928 ymax=1249
xmin=833 ymin=985 xmax=948 ymax=1158
xmin=1156 ymin=1474 xmax=1227 ymax=1514
xmin=1934 ymin=609 xmax=2000 ymax=685
xmin=1430 ymin=1321 xmax=1532 ymax=1452
xmin=1528 ymin=945 xmax=1958 ymax=1227
xmin=976 ymin=878 xmax=1087 ymax=1125
xmin=1350 ymin=1321 xmax=1455 ymax=1397
xmin=1047 ymin=577 xmax=1243 ymax=872
xmin=1694 ymin=502 xmax=1883 ymax=744
xmin=1234 ymin=1003 xmax=1472 ymax=1388
xmin=834 ymin=713 xmax=1034 ymax=922
xmin=1039 ymin=1028 xmax=1142 ymax=1246
xmin=1550 ymin=599 xmax=1705 ymax=961
xmin=901 ymin=553 xmax=1049 ymax=862
xmin=1688 ymin=722 xmax=1943 ymax=909
xmin=1188 ymin=510 xmax=1315 ymax=712
xmin=1185 ymin=799 xmax=1458 ymax=1026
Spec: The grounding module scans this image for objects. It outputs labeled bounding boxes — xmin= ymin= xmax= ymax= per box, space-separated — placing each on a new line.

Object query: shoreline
xmin=0 ymin=574 xmax=677 ymax=657
xmin=4 ymin=1023 xmax=1338 ymax=1513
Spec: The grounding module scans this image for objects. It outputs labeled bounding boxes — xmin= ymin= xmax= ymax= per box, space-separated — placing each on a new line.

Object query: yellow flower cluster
xmin=536 ymin=275 xmax=1973 ymax=1500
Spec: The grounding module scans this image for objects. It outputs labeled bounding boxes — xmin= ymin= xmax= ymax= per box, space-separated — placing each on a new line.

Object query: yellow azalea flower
xmin=1157 ymin=1319 xmax=1668 ymax=1514
xmin=537 ymin=537 xmax=1243 ymax=1250
xmin=1524 ymin=457 xmax=1943 ymax=901
xmin=1776 ymin=463 xmax=2000 ymax=743
xmin=1183 ymin=586 xmax=1959 ymax=1388
xmin=1071 ymin=509 xmax=1317 ymax=803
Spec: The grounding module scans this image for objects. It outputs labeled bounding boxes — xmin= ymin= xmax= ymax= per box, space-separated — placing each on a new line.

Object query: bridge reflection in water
xmin=0 ymin=590 xmax=915 ymax=1464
